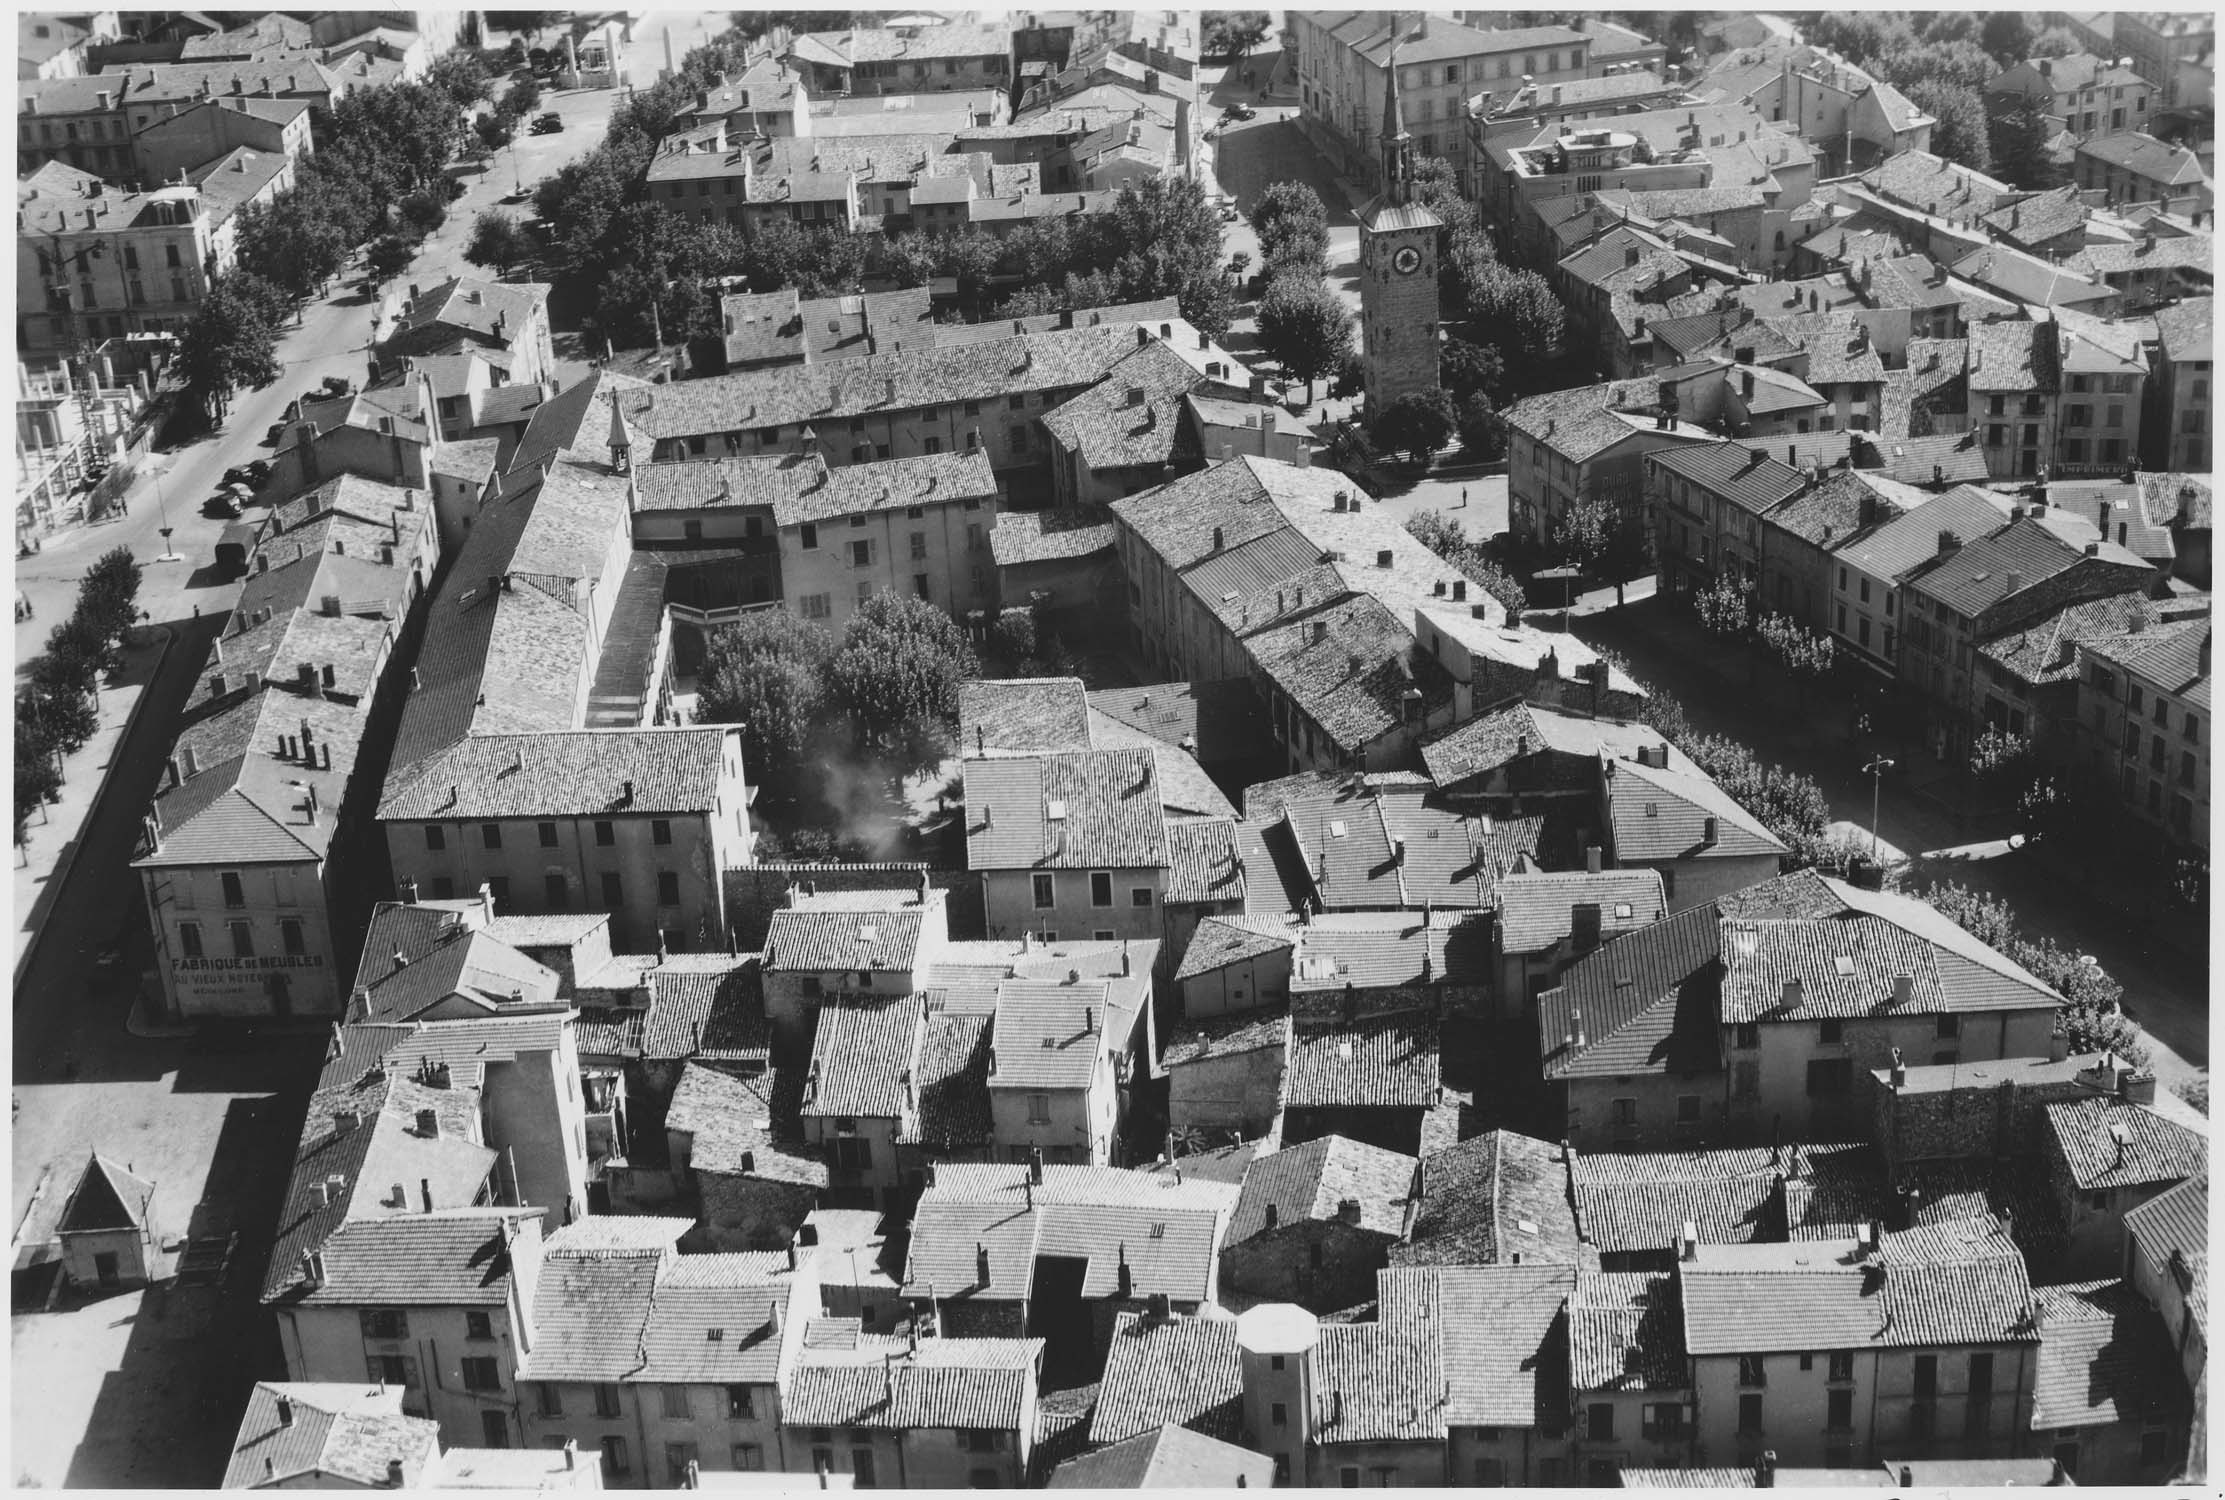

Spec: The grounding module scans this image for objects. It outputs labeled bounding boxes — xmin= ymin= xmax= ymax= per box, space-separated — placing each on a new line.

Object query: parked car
xmin=1224 ymin=101 xmax=1257 ymax=122
xmin=320 ymin=375 xmax=354 ymax=399
xmin=202 ymin=493 xmax=242 ymax=519
xmin=264 ymin=421 xmax=287 ymax=447
xmin=221 ymin=460 xmax=272 ymax=489
xmin=530 ymin=112 xmax=564 ymax=134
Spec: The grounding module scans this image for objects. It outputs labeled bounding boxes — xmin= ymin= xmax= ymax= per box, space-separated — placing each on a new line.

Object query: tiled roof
xmin=905 ymin=1164 xmax=1236 ymax=1304
xmin=1966 ymin=319 xmax=2054 ymax=395
xmin=803 ymin=993 xmax=923 ymax=1119
xmin=764 ymin=904 xmax=926 ymax=973
xmin=989 ymin=978 xmax=1118 ymax=1091
xmin=1570 ymin=1272 xmax=1686 ymax=1392
xmin=1607 ymin=754 xmax=1786 ymax=862
xmin=1720 ymin=914 xmax=1946 ymax=1022
xmin=1265 ymin=783 xmax=1503 ymax=911
xmin=1769 ymin=469 xmax=1925 ymax=548
xmin=784 ymin=1335 xmax=1042 ymax=1431
xmin=2076 ymin=131 xmax=2209 ymax=186
xmin=1573 ymin=1147 xmax=1782 ymax=1253
xmin=963 ymin=747 xmax=1169 ymax=871
xmin=517 ymin=1229 xmax=672 ymax=1382
xmin=637 ymin=1253 xmax=803 ymax=1385
xmin=959 ymin=678 xmax=1091 ymax=754
xmin=1647 ymin=441 xmax=1809 ymax=515
xmin=1284 ymin=1012 xmax=1440 ymax=1110
xmin=665 ymin=1063 xmax=828 ymax=1187
xmin=641 ymin=956 xmax=768 ymax=1063
xmin=1406 ymin=1264 xmax=1574 ymax=1428
xmin=2032 ymin=1279 xmax=2189 ymax=1430
xmin=2123 ymin=1174 xmax=2206 ymax=1335
xmin=614 ymin=324 xmax=1162 ymax=442
xmin=1826 ymin=877 xmax=2066 ymax=1010
xmin=1539 ymin=901 xmax=1724 ymax=1082
xmin=1834 ymin=487 xmax=2015 ymax=583
xmin=1981 ymin=594 xmax=2183 ymax=688
xmin=1089 ymin=1312 xmax=1243 ymax=1444
xmin=1682 ymin=1216 xmax=2035 ymax=1354
xmin=1418 ymin=701 xmax=1667 ymax=789
xmin=2154 ymin=296 xmax=2214 ymax=365
xmin=1160 ymin=1011 xmax=1290 ymax=1068
xmin=224 ymin=1383 xmax=436 ymax=1490
xmin=1164 ymin=818 xmax=1245 ymax=906
xmin=1086 ymin=712 xmax=1236 ymax=820
xmin=633 ymin=450 xmax=997 ymax=528
xmin=1040 ymin=340 xmax=1203 ymax=471
xmin=1245 ymin=593 xmax=1457 ymax=753
xmin=1861 ymin=150 xmax=2011 ymax=220
xmin=905 ymin=1012 xmax=994 ymax=1147
xmin=1307 ymin=1293 xmax=1447 ymax=1442
xmin=1229 ymin=1135 xmax=1415 ymax=1242
xmin=1497 ymin=870 xmax=1667 ymax=955
xmin=1048 ymin=1423 xmax=1275 ymax=1489
xmin=59 ymin=1154 xmax=155 ymax=1233
xmin=377 ymin=727 xmax=732 ymax=819
xmin=1391 ymin=1129 xmax=1584 ymax=1269
xmin=2045 ymin=1095 xmax=2207 ymax=1192
xmin=989 ymin=507 xmax=1118 ymax=566
xmin=1502 ymin=381 xmax=1714 ymax=464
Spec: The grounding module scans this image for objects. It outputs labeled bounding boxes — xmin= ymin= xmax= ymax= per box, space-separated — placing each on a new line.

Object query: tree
xmin=1256 ymin=277 xmax=1353 ymax=404
xmin=1693 ymin=571 xmax=1754 ymax=639
xmin=77 ymin=547 xmax=141 ymax=644
xmin=1990 ymin=101 xmax=2064 ymax=191
xmin=2028 ymin=26 xmax=2082 ymax=59
xmin=1250 ymin=181 xmax=1330 ymax=271
xmin=1439 ymin=339 xmax=1507 ymax=406
xmin=697 ymin=611 xmax=837 ymax=800
xmin=1373 ymin=389 xmax=1456 ymax=467
xmin=507 ymin=76 xmax=543 ymax=117
xmin=1756 ymin=611 xmax=1836 ymax=706
xmin=1905 ymin=76 xmax=1992 ymax=173
xmin=175 ymin=275 xmax=283 ymax=420
xmin=1202 ymin=10 xmax=1270 ymax=59
xmin=988 ymin=608 xmax=1039 ymax=664
xmin=2173 ymin=1077 xmax=2208 ymax=1115
xmin=474 ymin=111 xmax=516 ymax=153
xmin=366 ymin=234 xmax=416 ymax=285
xmin=829 ymin=591 xmax=980 ymax=771
xmin=1455 ymin=391 xmax=1504 ymax=460
xmin=428 ymin=51 xmax=489 ymax=112
xmin=1557 ymin=493 xmax=1629 ymax=601
xmin=233 ymin=191 xmax=351 ymax=300
xmin=1330 ymin=350 xmax=1367 ymax=400
xmin=1979 ymin=12 xmax=2033 ymax=64
xmin=397 ymin=189 xmax=449 ymax=241
xmin=464 ymin=211 xmax=528 ymax=276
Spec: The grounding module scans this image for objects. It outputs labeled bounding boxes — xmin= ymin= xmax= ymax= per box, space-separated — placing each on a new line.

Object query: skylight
xmin=1046 ymin=799 xmax=1068 ymax=820
xmin=1833 ymin=955 xmax=1856 ymax=977
xmin=1328 ymin=820 xmax=1348 ymax=838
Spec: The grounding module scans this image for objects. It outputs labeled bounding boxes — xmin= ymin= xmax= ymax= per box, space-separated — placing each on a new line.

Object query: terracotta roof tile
xmin=1229 ymin=1135 xmax=1416 ymax=1242
xmin=1570 ymin=1272 xmax=1686 ymax=1391
xmin=1392 ymin=1129 xmax=1584 ymax=1268
xmin=1089 ymin=1312 xmax=1243 ymax=1444
xmin=1284 ymin=1012 xmax=1440 ymax=1110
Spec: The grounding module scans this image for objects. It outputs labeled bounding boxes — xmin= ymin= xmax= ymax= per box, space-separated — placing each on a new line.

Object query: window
xmin=1738 ymin=1393 xmax=1764 ymax=1434
xmin=2140 ymin=1429 xmax=2171 ymax=1467
xmin=425 ymin=824 xmax=446 ymax=850
xmin=1936 ymin=1014 xmax=1961 ymax=1039
xmin=179 ymin=922 xmax=203 ymax=959
xmin=221 ymin=871 xmax=246 ymax=907
xmin=732 ymin=1442 xmax=764 ymax=1469
xmin=830 ymin=1137 xmax=872 ymax=1172
xmin=462 ymin=1357 xmax=502 ymax=1392
xmin=853 ymin=1448 xmax=876 ymax=1487
xmin=1089 ymin=872 xmax=1113 ymax=907
xmin=652 ymin=819 xmax=672 ymax=846
xmin=281 ymin=919 xmax=306 ymax=957
xmin=538 ymin=821 xmax=558 ymax=848
xmin=1587 ymin=1402 xmax=1615 ymax=1441
xmin=1806 ymin=1058 xmax=1851 ymax=1096
xmin=591 ymin=820 xmax=615 ymax=847
xmin=1032 ymin=872 xmax=1055 ymax=909
xmin=1272 ymin=1401 xmax=1288 ymax=1427
xmin=800 ymin=592 xmax=833 ymax=620
xmin=812 ymin=1448 xmax=834 ymax=1474
xmin=1820 ymin=1018 xmax=1843 ymax=1044
xmin=1026 ymin=1092 xmax=1051 ymax=1125
xmin=1733 ymin=1022 xmax=1759 ymax=1049
xmin=1913 ymin=1353 xmax=1938 ymax=1397
xmin=596 ymin=1384 xmax=624 ymax=1419
xmin=1738 ymin=1354 xmax=1766 ymax=1387
xmin=1611 ymin=1097 xmax=1638 ymax=1128
xmin=481 ymin=1410 xmax=509 ymax=1447
xmin=536 ymin=1382 xmax=563 ymax=1417
xmin=1677 ymin=1095 xmax=1701 ymax=1122
xmin=799 ymin=523 xmax=819 ymax=550
xmin=726 ymin=1385 xmax=755 ymax=1420
xmin=1641 ymin=1403 xmax=1682 ymax=1440
xmin=1828 ymin=1349 xmax=1854 ymax=1382
xmin=662 ymin=1385 xmax=692 ymax=1419
xmin=657 ymin=871 xmax=681 ymax=906
xmin=1341 ymin=1469 xmax=1361 ymax=1488
xmin=368 ymin=1353 xmax=410 ymax=1386
xmin=545 ymin=874 xmax=568 ymax=910
xmin=601 ymin=873 xmax=623 ymax=910
xmin=851 ymin=539 xmax=873 ymax=568
xmin=362 ymin=1309 xmax=408 ymax=1340
xmin=229 ymin=921 xmax=255 ymax=958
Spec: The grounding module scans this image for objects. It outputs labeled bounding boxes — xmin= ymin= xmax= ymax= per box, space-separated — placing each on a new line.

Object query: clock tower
xmin=1357 ymin=22 xmax=1442 ymax=418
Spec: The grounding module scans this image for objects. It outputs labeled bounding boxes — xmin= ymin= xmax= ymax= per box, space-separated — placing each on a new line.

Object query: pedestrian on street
xmin=1461 ymin=487 xmax=1469 ymax=508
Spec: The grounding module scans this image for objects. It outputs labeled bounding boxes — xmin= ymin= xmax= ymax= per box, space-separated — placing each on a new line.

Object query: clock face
xmin=1393 ymin=245 xmax=1422 ymax=275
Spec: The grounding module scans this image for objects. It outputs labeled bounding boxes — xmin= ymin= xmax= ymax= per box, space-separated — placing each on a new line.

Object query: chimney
xmin=416 ymin=1109 xmax=439 ymax=1138
xmin=1337 ymin=1197 xmax=1363 ymax=1225
xmin=419 ymin=1178 xmax=433 ymax=1213
xmin=1028 ymin=1146 xmax=1044 ymax=1185
xmin=1702 ymin=816 xmax=1718 ymax=845
xmin=1571 ymin=902 xmax=1602 ymax=952
xmin=1585 ymin=844 xmax=1602 ymax=874
xmin=2119 ymin=1070 xmax=2158 ymax=1106
xmin=387 ymin=1460 xmax=404 ymax=1487
xmin=1452 ymin=579 xmax=1467 ymax=603
xmin=1889 ymin=1046 xmax=1907 ymax=1088
xmin=276 ymin=1396 xmax=295 ymax=1427
xmin=1893 ymin=973 xmax=1914 ymax=1007
xmin=1569 ymin=1009 xmax=1587 ymax=1049
xmin=1937 ymin=529 xmax=1959 ymax=556
xmin=1781 ymin=976 xmax=1804 ymax=1009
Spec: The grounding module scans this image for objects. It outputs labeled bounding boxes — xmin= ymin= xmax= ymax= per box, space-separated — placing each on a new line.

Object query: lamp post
xmin=148 ymin=454 xmax=181 ymax=563
xmin=1863 ymin=755 xmax=1895 ymax=861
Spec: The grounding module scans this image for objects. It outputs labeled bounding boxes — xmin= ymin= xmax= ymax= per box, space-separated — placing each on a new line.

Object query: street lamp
xmin=1863 ymin=755 xmax=1896 ymax=861
xmin=147 ymin=454 xmax=182 ymax=564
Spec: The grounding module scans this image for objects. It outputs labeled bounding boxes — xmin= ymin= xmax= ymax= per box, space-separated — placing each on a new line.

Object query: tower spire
xmin=1380 ymin=14 xmax=1412 ymax=206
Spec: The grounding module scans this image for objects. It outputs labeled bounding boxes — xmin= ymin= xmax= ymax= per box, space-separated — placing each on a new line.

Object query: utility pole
xmin=1863 ymin=755 xmax=1896 ymax=861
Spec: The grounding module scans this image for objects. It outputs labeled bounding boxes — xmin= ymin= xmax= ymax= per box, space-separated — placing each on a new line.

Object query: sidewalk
xmin=13 ymin=625 xmax=173 ymax=988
